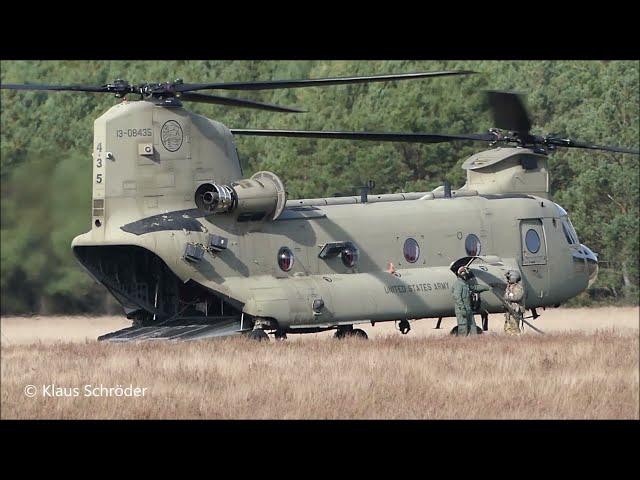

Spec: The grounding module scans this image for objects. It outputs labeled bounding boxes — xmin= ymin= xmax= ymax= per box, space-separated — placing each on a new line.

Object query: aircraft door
xmin=519 ymin=218 xmax=550 ymax=303
xmin=521 ymin=219 xmax=547 ymax=265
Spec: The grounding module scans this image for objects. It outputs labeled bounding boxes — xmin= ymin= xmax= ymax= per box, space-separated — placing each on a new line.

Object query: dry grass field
xmin=1 ymin=307 xmax=638 ymax=419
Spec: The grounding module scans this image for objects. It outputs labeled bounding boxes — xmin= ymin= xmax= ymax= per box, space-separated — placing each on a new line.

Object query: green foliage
xmin=0 ymin=149 xmax=105 ymax=313
xmin=1 ymin=60 xmax=638 ymax=313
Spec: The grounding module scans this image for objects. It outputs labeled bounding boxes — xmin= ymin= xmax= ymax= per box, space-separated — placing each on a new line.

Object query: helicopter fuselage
xmin=71 ymin=101 xmax=598 ymax=334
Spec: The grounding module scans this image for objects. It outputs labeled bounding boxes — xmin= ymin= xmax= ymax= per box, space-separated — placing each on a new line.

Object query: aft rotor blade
xmin=177 ymin=71 xmax=477 ymax=92
xmin=179 ymin=92 xmax=305 ymax=113
xmin=1 ymin=83 xmax=112 ymax=93
xmin=544 ymin=136 xmax=639 ymax=155
xmin=486 ymin=90 xmax=532 ymax=134
xmin=230 ymin=129 xmax=495 ymax=144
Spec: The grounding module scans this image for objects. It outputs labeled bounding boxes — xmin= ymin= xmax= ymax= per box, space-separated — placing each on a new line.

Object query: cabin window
xmin=465 ymin=234 xmax=482 ymax=256
xmin=525 ymin=229 xmax=541 ymax=253
xmin=341 ymin=244 xmax=359 ymax=268
xmin=403 ymin=238 xmax=420 ymax=263
xmin=277 ymin=247 xmax=294 ymax=272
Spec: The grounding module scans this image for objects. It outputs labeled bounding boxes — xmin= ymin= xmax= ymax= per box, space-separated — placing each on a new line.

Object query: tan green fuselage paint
xmin=73 ymin=101 xmax=593 ymax=329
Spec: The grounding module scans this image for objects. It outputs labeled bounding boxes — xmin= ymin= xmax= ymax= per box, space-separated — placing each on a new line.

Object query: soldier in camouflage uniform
xmin=452 ymin=266 xmax=490 ymax=336
xmin=503 ymin=270 xmax=524 ymax=335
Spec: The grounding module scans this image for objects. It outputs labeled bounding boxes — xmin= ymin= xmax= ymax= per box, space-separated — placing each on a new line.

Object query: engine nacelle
xmin=460 ymin=147 xmax=549 ymax=198
xmin=195 ymin=171 xmax=286 ymax=221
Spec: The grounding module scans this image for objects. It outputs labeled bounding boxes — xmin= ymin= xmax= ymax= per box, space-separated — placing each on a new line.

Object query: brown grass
xmin=1 ymin=323 xmax=638 ymax=419
xmin=1 ymin=307 xmax=638 ymax=346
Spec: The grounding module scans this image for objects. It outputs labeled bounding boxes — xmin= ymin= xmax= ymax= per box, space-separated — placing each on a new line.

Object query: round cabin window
xmin=403 ymin=238 xmax=420 ymax=263
xmin=525 ymin=229 xmax=541 ymax=254
xmin=341 ymin=244 xmax=359 ymax=268
xmin=465 ymin=234 xmax=482 ymax=256
xmin=277 ymin=247 xmax=294 ymax=272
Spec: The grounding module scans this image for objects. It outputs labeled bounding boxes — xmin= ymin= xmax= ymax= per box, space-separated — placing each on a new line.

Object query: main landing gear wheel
xmin=449 ymin=325 xmax=483 ymax=336
xmin=398 ymin=319 xmax=411 ymax=334
xmin=248 ymin=329 xmax=269 ymax=342
xmin=274 ymin=330 xmax=287 ymax=340
xmin=334 ymin=328 xmax=368 ymax=340
xmin=351 ymin=329 xmax=368 ymax=339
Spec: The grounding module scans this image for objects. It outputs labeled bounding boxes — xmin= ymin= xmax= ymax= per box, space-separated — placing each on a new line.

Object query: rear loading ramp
xmin=98 ymin=317 xmax=246 ymax=342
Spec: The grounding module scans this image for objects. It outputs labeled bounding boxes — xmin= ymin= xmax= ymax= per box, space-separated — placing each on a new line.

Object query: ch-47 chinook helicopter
xmin=2 ymin=71 xmax=637 ymax=341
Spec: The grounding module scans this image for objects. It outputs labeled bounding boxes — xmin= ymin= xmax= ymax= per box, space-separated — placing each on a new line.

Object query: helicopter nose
xmin=573 ymin=244 xmax=599 ymax=288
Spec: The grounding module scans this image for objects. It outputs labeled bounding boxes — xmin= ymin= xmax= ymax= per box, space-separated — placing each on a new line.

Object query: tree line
xmin=1 ymin=60 xmax=638 ymax=314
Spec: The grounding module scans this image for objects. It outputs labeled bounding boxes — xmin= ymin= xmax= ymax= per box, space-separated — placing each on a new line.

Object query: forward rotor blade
xmin=179 ymin=92 xmax=305 ymax=113
xmin=230 ymin=129 xmax=495 ymax=144
xmin=1 ymin=83 xmax=111 ymax=93
xmin=177 ymin=71 xmax=477 ymax=93
xmin=545 ymin=136 xmax=639 ymax=155
xmin=487 ymin=90 xmax=532 ymax=133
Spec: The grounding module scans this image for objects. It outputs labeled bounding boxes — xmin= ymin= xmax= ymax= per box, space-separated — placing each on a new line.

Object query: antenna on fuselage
xmin=443 ymin=180 xmax=452 ymax=198
xmin=350 ymin=179 xmax=376 ymax=204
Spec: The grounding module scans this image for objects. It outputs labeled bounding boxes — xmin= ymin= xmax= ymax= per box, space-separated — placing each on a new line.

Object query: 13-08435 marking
xmin=116 ymin=128 xmax=152 ymax=138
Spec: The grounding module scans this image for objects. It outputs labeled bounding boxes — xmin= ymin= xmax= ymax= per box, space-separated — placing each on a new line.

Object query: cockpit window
xmin=556 ymin=204 xmax=580 ymax=246
xmin=562 ymin=222 xmax=573 ymax=244
xmin=556 ymin=205 xmax=569 ymax=217
xmin=561 ymin=218 xmax=579 ymax=245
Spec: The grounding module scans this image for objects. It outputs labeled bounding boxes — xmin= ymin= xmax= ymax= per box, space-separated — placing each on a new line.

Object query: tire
xmin=248 ymin=329 xmax=269 ymax=342
xmin=335 ymin=328 xmax=368 ymax=340
xmin=334 ymin=327 xmax=352 ymax=339
xmin=351 ymin=329 xmax=368 ymax=340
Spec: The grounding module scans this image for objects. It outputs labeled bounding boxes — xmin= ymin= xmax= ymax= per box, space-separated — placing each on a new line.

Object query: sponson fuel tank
xmin=236 ymin=259 xmax=518 ymax=329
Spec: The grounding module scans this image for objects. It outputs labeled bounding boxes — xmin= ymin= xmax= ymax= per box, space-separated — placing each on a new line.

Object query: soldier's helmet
xmin=506 ymin=270 xmax=521 ymax=283
xmin=457 ymin=266 xmax=470 ymax=279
